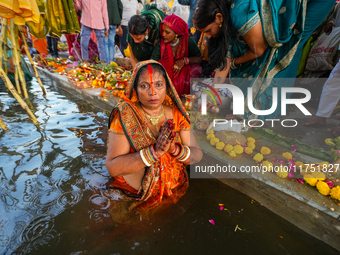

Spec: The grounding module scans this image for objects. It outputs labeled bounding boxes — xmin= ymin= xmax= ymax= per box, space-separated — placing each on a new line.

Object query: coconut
xmin=196 ymin=121 xmax=210 ymax=131
xmin=214 ymin=130 xmax=247 ymax=146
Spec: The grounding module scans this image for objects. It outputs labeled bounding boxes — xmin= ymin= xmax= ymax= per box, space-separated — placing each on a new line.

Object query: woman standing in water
xmin=104 ymin=60 xmax=202 ymax=219
xmin=194 ymin=0 xmax=335 ymax=120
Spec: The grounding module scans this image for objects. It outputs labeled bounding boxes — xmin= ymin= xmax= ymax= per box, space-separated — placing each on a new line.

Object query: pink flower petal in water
xmin=325 ymin=181 xmax=335 ymax=188
xmin=291 ymin=145 xmax=298 ymax=152
xmin=209 ymin=219 xmax=215 ymax=225
xmin=297 ymin=179 xmax=304 ymax=184
xmin=244 ymin=155 xmax=248 ymax=158
xmin=220 ymin=206 xmax=224 ymax=210
xmin=278 ymin=159 xmax=286 ymax=163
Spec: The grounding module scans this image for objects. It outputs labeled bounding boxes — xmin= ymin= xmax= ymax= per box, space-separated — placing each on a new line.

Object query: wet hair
xmin=128 ymin=15 xmax=149 ymax=35
xmin=193 ymin=0 xmax=236 ymax=70
xmin=133 ymin=63 xmax=170 ymax=95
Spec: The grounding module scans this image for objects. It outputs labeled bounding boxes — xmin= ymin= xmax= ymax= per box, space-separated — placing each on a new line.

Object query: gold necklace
xmin=141 ymin=105 xmax=164 ymax=126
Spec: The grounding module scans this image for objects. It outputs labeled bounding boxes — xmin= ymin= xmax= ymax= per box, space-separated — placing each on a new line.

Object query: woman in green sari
xmin=127 ymin=5 xmax=166 ymax=68
xmin=194 ymin=0 xmax=335 ymax=120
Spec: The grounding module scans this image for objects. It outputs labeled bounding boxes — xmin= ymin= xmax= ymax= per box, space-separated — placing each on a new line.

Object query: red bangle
xmin=172 ymin=143 xmax=181 ymax=157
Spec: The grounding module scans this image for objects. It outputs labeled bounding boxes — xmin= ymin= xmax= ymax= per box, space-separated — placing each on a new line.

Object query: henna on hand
xmin=154 ymin=119 xmax=175 ymax=156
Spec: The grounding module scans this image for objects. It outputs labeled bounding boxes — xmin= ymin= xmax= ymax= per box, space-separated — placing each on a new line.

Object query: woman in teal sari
xmin=194 ymin=0 xmax=335 ymax=120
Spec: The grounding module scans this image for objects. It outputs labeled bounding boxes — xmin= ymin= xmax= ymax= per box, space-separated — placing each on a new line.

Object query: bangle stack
xmin=230 ymin=58 xmax=238 ymax=70
xmin=183 ymin=57 xmax=190 ymax=65
xmin=140 ymin=145 xmax=159 ymax=166
xmin=172 ymin=143 xmax=190 ymax=162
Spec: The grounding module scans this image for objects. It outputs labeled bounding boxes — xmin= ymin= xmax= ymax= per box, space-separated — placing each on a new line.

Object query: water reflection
xmin=0 ymin=78 xmax=110 ymax=254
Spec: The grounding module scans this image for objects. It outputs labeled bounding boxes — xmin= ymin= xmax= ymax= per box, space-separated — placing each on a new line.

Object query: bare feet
xmin=303 ymin=116 xmax=327 ymax=126
xmin=328 ymin=126 xmax=340 ymax=137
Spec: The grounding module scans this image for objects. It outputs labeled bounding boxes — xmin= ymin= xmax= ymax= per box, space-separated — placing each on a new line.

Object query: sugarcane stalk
xmin=0 ymin=67 xmax=39 ymax=126
xmin=10 ymin=20 xmax=29 ymax=99
xmin=0 ymin=116 xmax=8 ymax=131
xmin=19 ymin=28 xmax=47 ymax=95
xmin=3 ymin=32 xmax=8 ymax=75
xmin=14 ymin=62 xmax=22 ymax=95
xmin=0 ymin=19 xmax=8 ymax=74
xmin=0 ymin=18 xmax=6 ymax=65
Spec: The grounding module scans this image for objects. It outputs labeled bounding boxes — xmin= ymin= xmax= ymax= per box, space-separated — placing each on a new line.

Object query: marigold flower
xmin=262 ymin=160 xmax=273 ymax=172
xmin=282 ymin=152 xmax=293 ymax=160
xmin=247 ymin=137 xmax=256 ymax=143
xmin=234 ymin=145 xmax=244 ymax=154
xmin=207 ymin=129 xmax=214 ymax=135
xmin=260 ymin=147 xmax=271 ymax=155
xmin=247 ymin=142 xmax=255 ymax=150
xmin=276 ymin=166 xmax=288 ymax=178
xmin=228 ymin=150 xmax=237 ymax=158
xmin=224 ymin=144 xmax=234 ymax=153
xmin=244 ymin=147 xmax=253 ymax=155
xmin=295 ymin=161 xmax=304 ymax=169
xmin=253 ymin=153 xmax=263 ymax=163
xmin=216 ymin=142 xmax=225 ymax=151
xmin=319 ymin=161 xmax=330 ymax=170
xmin=304 ymin=174 xmax=318 ymax=186
xmin=316 ymin=181 xmax=331 ymax=196
xmin=210 ymin=138 xmax=219 ymax=146
xmin=311 ymin=171 xmax=326 ymax=181
xmin=207 ymin=134 xmax=215 ymax=141
xmin=330 ymin=186 xmax=340 ymax=201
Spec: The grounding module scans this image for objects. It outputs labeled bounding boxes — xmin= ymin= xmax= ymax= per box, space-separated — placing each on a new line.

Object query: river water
xmin=0 ymin=78 xmax=339 ymax=255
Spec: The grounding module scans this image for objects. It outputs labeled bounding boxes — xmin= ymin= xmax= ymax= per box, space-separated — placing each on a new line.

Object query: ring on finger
xmin=165 ymin=134 xmax=169 ymax=138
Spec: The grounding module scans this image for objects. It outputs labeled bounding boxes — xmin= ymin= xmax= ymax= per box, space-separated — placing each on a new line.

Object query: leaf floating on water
xmin=251 ymin=199 xmax=255 ymax=204
xmin=209 ymin=219 xmax=215 ymax=225
xmin=219 ymin=203 xmax=224 ymax=206
xmin=279 ymin=236 xmax=283 ymax=239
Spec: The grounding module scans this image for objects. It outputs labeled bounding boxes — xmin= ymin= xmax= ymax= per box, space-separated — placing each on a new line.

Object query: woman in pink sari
xmin=159 ymin=15 xmax=202 ymax=97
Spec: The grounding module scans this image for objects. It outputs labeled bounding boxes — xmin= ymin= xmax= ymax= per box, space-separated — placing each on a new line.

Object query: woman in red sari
xmin=159 ymin=15 xmax=203 ymax=98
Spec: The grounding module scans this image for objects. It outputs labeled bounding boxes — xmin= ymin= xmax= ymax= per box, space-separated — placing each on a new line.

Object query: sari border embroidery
xmin=238 ymin=12 xmax=260 ymax=36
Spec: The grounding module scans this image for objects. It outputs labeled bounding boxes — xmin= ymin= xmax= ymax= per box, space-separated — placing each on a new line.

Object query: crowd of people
xmin=3 ymin=0 xmax=340 ymax=217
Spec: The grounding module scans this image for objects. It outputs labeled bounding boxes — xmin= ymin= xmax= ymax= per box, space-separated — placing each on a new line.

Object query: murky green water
xmin=0 ymin=78 xmax=339 ymax=255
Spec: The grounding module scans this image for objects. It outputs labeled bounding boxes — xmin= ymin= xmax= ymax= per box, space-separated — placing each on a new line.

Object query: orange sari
xmin=102 ymin=60 xmax=191 ymax=222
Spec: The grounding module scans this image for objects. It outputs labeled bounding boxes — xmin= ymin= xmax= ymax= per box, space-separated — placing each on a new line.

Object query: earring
xmin=175 ymin=34 xmax=178 ymax=40
xmin=219 ymin=23 xmax=222 ymax=28
xmin=145 ymin=34 xmax=149 ymax=40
